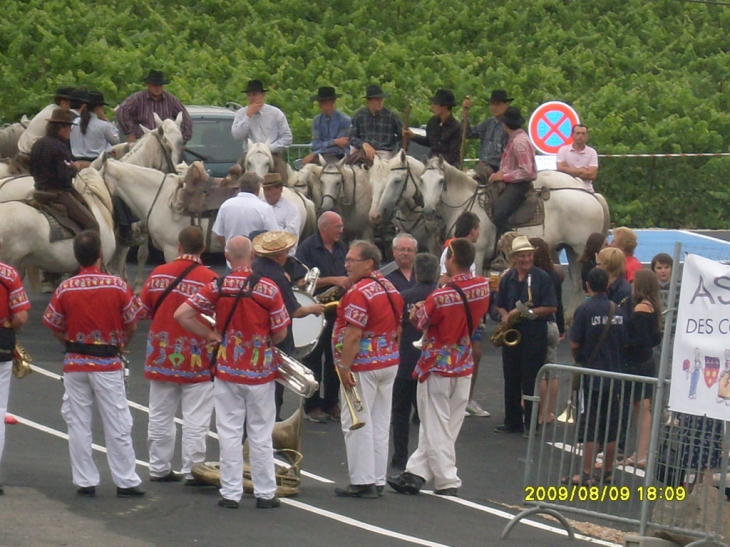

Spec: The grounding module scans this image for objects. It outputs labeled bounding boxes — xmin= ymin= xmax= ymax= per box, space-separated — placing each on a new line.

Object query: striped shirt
xmin=116 ymin=90 xmax=193 ymax=142
xmin=500 ymin=128 xmax=537 ymax=183
xmin=231 ymin=104 xmax=292 ymax=153
xmin=349 ymin=107 xmax=403 ymax=152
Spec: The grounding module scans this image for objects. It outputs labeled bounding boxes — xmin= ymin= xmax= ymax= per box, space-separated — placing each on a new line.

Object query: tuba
xmin=275 ymin=349 xmax=319 ymax=399
xmin=12 ymin=344 xmax=32 ymax=379
xmin=303 ymin=266 xmax=320 ymax=296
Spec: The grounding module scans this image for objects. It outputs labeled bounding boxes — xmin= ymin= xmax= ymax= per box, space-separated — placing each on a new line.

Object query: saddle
xmin=479 ymin=182 xmax=550 ymax=228
xmin=28 ymin=191 xmax=81 ymax=242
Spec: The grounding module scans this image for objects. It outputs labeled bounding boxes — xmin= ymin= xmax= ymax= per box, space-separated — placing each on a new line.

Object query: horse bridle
xmin=320 ymin=163 xmax=357 ymax=207
xmin=389 ymin=160 xmax=424 ymax=211
xmin=152 ymin=130 xmax=177 ymax=173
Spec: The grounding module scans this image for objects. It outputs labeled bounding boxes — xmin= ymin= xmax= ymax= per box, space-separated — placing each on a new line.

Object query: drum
xmin=291 ymin=290 xmax=325 ymax=359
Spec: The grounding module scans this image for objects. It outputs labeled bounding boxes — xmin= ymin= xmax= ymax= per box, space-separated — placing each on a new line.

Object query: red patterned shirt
xmin=186 ymin=267 xmax=290 ymax=385
xmin=42 ymin=267 xmax=142 ymax=373
xmin=139 ymin=255 xmax=219 ymax=383
xmin=333 ymin=272 xmax=404 ymax=373
xmin=414 ymin=273 xmax=490 ymax=381
xmin=0 ymin=263 xmax=31 ymax=328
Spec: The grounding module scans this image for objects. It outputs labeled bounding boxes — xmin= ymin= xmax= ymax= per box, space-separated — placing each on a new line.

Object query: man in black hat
xmin=17 ymin=86 xmax=75 ymax=158
xmin=463 ymin=90 xmax=512 ymax=183
xmin=347 ymin=84 xmax=403 ymax=167
xmin=29 ymin=109 xmax=99 ymax=232
xmin=302 ymin=86 xmax=351 ymax=165
xmin=403 ymin=89 xmax=461 ymax=166
xmin=232 ymin=80 xmax=293 ymax=182
xmin=116 ymin=70 xmax=192 ymax=143
xmin=488 ymin=106 xmax=537 ymax=237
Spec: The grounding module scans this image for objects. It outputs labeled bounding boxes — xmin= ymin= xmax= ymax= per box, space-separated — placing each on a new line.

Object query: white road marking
xmin=421 ymin=491 xmax=621 ymax=547
xmin=548 ymin=442 xmax=645 ymax=478
xmin=28 ymin=363 xmax=333 ymax=483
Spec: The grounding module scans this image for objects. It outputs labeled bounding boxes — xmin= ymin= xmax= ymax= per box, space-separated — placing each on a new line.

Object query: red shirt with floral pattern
xmin=0 ymin=262 xmax=31 ymax=329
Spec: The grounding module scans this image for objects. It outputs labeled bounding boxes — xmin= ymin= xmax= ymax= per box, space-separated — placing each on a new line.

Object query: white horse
xmin=0 ymin=117 xmax=28 ymax=159
xmin=0 ymin=168 xmax=115 ymax=274
xmin=318 ymin=157 xmax=373 ymax=241
xmin=419 ymin=156 xmax=610 ymax=319
xmin=371 ymin=151 xmax=440 ymax=254
xmin=289 ymin=162 xmax=323 ymax=207
xmin=243 ymin=140 xmax=294 ymax=181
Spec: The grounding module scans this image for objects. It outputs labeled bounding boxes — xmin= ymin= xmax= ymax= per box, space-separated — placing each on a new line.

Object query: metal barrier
xmin=502 ymin=242 xmax=730 ymax=547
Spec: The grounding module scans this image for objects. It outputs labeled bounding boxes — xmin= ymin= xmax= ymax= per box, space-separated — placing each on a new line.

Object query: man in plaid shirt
xmin=347 ymin=84 xmax=403 ymax=167
xmin=488 ymin=106 xmax=537 ymax=237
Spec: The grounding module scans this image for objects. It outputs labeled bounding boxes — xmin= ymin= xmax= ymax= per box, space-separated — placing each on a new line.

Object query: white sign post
xmin=669 ymin=253 xmax=730 ymax=419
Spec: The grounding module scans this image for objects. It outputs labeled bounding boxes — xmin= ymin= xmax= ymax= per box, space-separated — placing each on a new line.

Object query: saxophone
xmin=490 ymin=274 xmax=533 ymax=347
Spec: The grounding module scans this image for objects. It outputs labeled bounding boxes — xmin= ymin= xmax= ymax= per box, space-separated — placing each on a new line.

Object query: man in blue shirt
xmin=303 ymin=87 xmax=351 ymax=165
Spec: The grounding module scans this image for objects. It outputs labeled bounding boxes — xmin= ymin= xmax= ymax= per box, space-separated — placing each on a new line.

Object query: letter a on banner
xmin=669 ymin=254 xmax=730 ymax=420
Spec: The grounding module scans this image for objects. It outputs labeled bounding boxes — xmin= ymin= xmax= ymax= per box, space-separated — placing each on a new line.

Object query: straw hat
xmin=510 ymin=235 xmax=535 ymax=255
xmin=252 ymin=231 xmax=297 ymax=255
xmin=262 ymin=173 xmax=283 ymax=187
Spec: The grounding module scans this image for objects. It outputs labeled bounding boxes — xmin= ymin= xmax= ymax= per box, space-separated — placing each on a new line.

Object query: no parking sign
xmin=528 ymin=101 xmax=580 ymax=155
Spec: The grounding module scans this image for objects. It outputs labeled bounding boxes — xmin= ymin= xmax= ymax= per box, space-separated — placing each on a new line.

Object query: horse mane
xmin=245 ymin=142 xmax=273 ymax=163
xmin=435 ymin=157 xmax=476 ymax=188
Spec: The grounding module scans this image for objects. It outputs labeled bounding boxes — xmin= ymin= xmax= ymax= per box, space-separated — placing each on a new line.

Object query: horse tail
xmin=594 ymin=193 xmax=611 ymax=235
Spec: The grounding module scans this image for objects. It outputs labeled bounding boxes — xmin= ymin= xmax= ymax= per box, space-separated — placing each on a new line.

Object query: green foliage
xmin=2 ymin=0 xmax=729 ymax=228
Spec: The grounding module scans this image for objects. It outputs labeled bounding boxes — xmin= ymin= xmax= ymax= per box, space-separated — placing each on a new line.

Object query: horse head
xmin=368 ymin=156 xmax=391 ymax=224
xmin=293 ymin=163 xmax=322 ymax=206
xmin=244 ymin=140 xmax=274 ymax=178
xmin=181 ymin=161 xmax=213 ymax=214
xmin=421 ymin=155 xmax=447 ymax=220
xmin=376 ymin=151 xmax=424 ymax=224
xmin=136 ymin=118 xmax=183 ymax=172
xmin=319 ymin=158 xmax=346 ymax=212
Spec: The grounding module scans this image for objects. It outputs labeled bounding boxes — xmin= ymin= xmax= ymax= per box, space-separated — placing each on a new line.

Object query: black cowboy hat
xmin=144 ymin=70 xmax=170 ymax=85
xmin=364 ymin=84 xmax=389 ymax=99
xmin=70 ymin=88 xmax=89 ymax=105
xmin=489 ymin=89 xmax=514 ymax=103
xmin=245 ymin=79 xmax=268 ymax=93
xmin=87 ymin=91 xmax=109 ymax=106
xmin=53 ymin=86 xmax=75 ymax=101
xmin=46 ymin=109 xmax=75 ymax=125
xmin=431 ymin=89 xmax=456 ymax=106
xmin=498 ymin=106 xmax=525 ymax=128
xmin=311 ymin=86 xmax=339 ymax=102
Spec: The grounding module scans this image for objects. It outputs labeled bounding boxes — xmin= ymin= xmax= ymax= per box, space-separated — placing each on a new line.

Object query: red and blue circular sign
xmin=528 ymin=101 xmax=580 ymax=155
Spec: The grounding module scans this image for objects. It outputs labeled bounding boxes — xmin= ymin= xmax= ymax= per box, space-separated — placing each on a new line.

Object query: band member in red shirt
xmin=0 ymin=242 xmax=31 ymax=496
xmin=175 ymin=236 xmax=290 ymax=510
xmin=333 ymin=241 xmax=404 ymax=499
xmin=43 ymin=231 xmax=144 ymax=497
xmin=388 ymin=238 xmax=490 ymax=497
xmin=139 ymin=227 xmax=218 ymax=484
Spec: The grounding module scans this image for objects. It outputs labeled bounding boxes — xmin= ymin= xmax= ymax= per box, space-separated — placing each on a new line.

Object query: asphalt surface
xmin=1 ymin=263 xmax=623 ymax=547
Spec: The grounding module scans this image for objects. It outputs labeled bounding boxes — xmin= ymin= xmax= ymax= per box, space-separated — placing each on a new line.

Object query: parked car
xmin=183 ymin=104 xmax=242 ymax=177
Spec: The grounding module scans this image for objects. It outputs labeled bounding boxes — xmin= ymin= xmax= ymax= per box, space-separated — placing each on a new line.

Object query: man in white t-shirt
xmin=556 ymin=124 xmax=598 ymax=193
xmin=17 ymin=86 xmax=74 ymax=157
xmin=213 ymin=173 xmax=278 ymax=249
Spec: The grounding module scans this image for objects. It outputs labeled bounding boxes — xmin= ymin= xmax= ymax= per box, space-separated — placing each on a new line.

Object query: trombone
xmin=334 ymin=364 xmax=365 ymax=431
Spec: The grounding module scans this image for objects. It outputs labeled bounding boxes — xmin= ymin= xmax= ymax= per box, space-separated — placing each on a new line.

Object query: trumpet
xmin=334 ymin=365 xmax=365 ymax=431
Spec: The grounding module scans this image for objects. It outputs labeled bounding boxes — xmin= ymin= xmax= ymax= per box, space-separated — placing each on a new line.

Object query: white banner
xmin=669 ymin=254 xmax=730 ymax=419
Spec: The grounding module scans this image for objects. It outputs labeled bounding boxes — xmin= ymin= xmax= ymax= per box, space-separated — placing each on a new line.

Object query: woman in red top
xmin=612 ymin=227 xmax=641 ymax=282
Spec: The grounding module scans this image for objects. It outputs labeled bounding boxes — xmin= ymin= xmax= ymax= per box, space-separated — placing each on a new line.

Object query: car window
xmin=184 ymin=118 xmax=241 ymax=163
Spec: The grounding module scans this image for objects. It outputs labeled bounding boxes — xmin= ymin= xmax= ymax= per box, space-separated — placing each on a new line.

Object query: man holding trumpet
xmin=388 ymin=238 xmax=490 ymax=497
xmin=333 ymin=241 xmax=403 ymax=499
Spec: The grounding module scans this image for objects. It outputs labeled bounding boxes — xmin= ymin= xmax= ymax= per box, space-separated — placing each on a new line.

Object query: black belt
xmin=0 ymin=328 xmax=14 ymax=361
xmin=65 ymin=342 xmax=119 ymax=358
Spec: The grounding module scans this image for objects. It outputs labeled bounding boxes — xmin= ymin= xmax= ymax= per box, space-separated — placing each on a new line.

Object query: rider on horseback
xmin=487 ymin=107 xmax=537 ymax=238
xmin=29 ymin=109 xmax=99 ymax=233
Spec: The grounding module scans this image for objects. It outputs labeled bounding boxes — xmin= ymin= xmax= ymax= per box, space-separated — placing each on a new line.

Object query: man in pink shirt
xmin=488 ymin=107 xmax=537 ymax=237
xmin=556 ymin=124 xmax=599 ymax=193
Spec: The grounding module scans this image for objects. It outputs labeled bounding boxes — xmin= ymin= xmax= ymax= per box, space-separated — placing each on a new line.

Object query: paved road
xmin=1 ymin=267 xmax=622 ymax=547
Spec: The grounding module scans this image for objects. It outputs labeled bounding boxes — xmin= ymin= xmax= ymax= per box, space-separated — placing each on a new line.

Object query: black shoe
xmin=434 ymin=487 xmax=458 ymax=497
xmin=0 ymin=485 xmax=4 ymax=495
xmin=218 ymin=497 xmax=239 ymax=509
xmin=494 ymin=424 xmax=524 ymax=434
xmin=256 ymin=496 xmax=281 ymax=509
xmin=390 ymin=458 xmax=407 ymax=471
xmin=116 ymin=486 xmax=145 ymax=497
xmin=184 ymin=477 xmax=212 ymax=487
xmin=76 ymin=486 xmax=96 ymax=496
xmin=387 ymin=472 xmax=425 ymax=495
xmin=150 ymin=470 xmax=183 ymax=482
xmin=334 ymin=484 xmax=379 ymax=499
xmin=376 ymin=485 xmax=384 ymax=497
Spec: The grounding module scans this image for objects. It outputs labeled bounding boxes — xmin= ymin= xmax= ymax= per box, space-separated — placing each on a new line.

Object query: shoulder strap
xmin=585 ymin=301 xmax=616 ymax=368
xmin=151 ymin=262 xmax=203 ymax=317
xmin=448 ymin=282 xmax=474 ymax=337
xmin=367 ymin=276 xmax=400 ymax=327
xmin=218 ymin=273 xmax=262 ymax=341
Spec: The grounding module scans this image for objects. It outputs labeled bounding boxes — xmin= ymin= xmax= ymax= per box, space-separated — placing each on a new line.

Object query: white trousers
xmin=215 ymin=380 xmax=276 ymax=501
xmin=406 ymin=375 xmax=470 ymax=490
xmin=340 ymin=366 xmax=396 ymax=486
xmin=0 ymin=361 xmax=11 ymax=479
xmin=61 ymin=371 xmax=141 ymax=489
xmin=148 ymin=380 xmax=214 ymax=478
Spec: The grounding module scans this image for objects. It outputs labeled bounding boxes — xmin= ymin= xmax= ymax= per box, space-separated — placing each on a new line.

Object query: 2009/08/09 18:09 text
xmin=524 ymin=485 xmax=687 ymax=503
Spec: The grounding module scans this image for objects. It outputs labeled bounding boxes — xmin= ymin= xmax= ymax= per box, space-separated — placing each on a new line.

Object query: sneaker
xmin=218 ymin=497 xmax=239 ymax=509
xmin=116 ymin=486 xmax=145 ymax=498
xmin=76 ymin=486 xmax=96 ymax=496
xmin=150 ymin=470 xmax=182 ymax=482
xmin=256 ymin=496 xmax=281 ymax=509
xmin=465 ymin=400 xmax=490 ymax=417
xmin=494 ymin=424 xmax=523 ymax=434
xmin=305 ymin=408 xmax=329 ymax=423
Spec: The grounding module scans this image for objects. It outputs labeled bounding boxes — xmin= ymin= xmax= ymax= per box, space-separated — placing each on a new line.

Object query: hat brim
xmin=252 ymin=234 xmax=297 ymax=255
xmin=510 ymin=245 xmax=535 ymax=255
xmin=45 ymin=118 xmax=73 ymax=125
xmin=365 ymin=93 xmax=390 ymax=99
xmin=431 ymin=96 xmax=456 ymax=106
xmin=490 ymin=98 xmax=514 ymax=103
xmin=311 ymin=94 xmax=339 ymax=101
xmin=144 ymin=79 xmax=170 ymax=85
xmin=245 ymin=87 xmax=268 ymax=93
xmin=261 ymin=180 xmax=285 ymax=187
